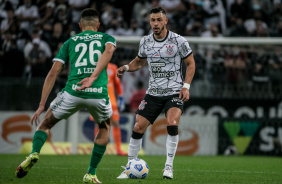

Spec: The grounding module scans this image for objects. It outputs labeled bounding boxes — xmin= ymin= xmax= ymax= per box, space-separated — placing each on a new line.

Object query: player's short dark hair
xmin=80 ymin=8 xmax=99 ymax=20
xmin=150 ymin=6 xmax=166 ymax=15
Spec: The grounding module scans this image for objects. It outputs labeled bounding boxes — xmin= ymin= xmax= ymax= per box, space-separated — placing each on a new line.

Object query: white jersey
xmin=138 ymin=31 xmax=192 ymax=96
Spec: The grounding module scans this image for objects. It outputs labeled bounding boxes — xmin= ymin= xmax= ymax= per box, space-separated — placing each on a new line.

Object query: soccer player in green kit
xmin=15 ymin=9 xmax=116 ymax=183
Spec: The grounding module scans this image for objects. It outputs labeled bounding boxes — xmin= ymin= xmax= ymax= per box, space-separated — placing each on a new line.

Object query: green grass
xmin=1 ymin=154 xmax=282 ymax=184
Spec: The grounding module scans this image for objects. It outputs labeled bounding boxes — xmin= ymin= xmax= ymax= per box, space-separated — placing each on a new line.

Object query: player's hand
xmin=75 ymin=77 xmax=95 ymax=91
xmin=116 ymin=66 xmax=126 ymax=78
xmin=179 ymin=88 xmax=190 ymax=102
xmin=30 ymin=105 xmax=44 ymax=126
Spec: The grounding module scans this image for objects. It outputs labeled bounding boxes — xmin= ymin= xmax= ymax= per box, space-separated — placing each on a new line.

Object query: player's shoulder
xmin=140 ymin=33 xmax=154 ymax=44
xmin=168 ymin=31 xmax=186 ymax=41
xmin=98 ymin=31 xmax=115 ymax=39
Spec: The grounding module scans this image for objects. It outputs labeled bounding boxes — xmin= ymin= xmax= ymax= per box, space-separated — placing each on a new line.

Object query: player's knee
xmin=167 ymin=126 xmax=178 ymax=136
xmin=133 ymin=124 xmax=145 ymax=134
xmin=167 ymin=118 xmax=178 ymax=126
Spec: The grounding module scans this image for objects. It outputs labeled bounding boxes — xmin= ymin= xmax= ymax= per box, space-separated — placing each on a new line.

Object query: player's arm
xmin=31 ymin=61 xmax=63 ymax=125
xmin=179 ymin=53 xmax=195 ymax=102
xmin=116 ymin=56 xmax=147 ymax=78
xmin=76 ymin=43 xmax=116 ymax=91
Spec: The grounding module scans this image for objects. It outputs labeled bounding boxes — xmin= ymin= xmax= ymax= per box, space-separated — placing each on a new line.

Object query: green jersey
xmin=53 ymin=30 xmax=116 ymax=99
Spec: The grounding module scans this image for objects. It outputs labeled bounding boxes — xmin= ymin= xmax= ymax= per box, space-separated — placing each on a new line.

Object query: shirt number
xmin=75 ymin=40 xmax=102 ymax=67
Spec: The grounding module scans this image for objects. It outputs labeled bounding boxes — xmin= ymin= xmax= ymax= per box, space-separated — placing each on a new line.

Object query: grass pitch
xmin=0 ymin=154 xmax=281 ymax=184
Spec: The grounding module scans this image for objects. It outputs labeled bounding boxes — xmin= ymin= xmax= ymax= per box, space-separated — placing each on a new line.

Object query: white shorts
xmin=50 ymin=91 xmax=112 ymax=124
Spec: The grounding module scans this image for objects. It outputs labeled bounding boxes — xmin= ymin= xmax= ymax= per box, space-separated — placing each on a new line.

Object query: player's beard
xmin=153 ymin=25 xmax=165 ymax=36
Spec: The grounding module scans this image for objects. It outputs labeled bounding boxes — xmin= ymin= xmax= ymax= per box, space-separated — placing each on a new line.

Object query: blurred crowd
xmin=0 ymin=0 xmax=282 ymax=105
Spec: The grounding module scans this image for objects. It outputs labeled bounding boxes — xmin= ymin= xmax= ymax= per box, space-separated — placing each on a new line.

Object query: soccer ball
xmin=125 ymin=158 xmax=149 ymax=179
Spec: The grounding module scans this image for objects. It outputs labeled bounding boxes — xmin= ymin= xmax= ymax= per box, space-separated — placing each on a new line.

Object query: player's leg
xmin=117 ymin=114 xmax=150 ymax=179
xmin=163 ymin=107 xmax=181 ymax=179
xmin=16 ymin=91 xmax=80 ymax=178
xmin=86 ymin=118 xmax=111 ymax=176
xmin=117 ymin=94 xmax=164 ymax=179
xmin=16 ymin=108 xmax=60 ymax=178
xmin=163 ymin=95 xmax=184 ymax=179
xmin=128 ymin=114 xmax=150 ymax=160
xmin=84 ymin=98 xmax=112 ymax=183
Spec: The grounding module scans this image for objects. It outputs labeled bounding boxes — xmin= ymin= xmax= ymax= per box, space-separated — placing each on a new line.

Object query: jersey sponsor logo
xmin=171 ymin=97 xmax=183 ymax=105
xmin=138 ymin=100 xmax=147 ymax=110
xmin=165 ymin=45 xmax=174 ymax=55
xmin=149 ymin=88 xmax=173 ymax=95
xmin=72 ymin=84 xmax=103 ymax=93
xmin=152 ymin=71 xmax=175 ymax=78
xmin=72 ymin=34 xmax=103 ymax=41
xmin=151 ymin=62 xmax=166 ymax=67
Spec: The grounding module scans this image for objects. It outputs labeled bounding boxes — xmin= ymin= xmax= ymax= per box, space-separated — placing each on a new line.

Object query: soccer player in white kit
xmin=116 ymin=6 xmax=196 ymax=179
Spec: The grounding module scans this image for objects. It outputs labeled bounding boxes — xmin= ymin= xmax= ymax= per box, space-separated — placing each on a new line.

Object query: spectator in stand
xmin=106 ymin=19 xmax=126 ymax=36
xmin=68 ymin=0 xmax=89 ymax=33
xmin=271 ymin=19 xmax=282 ymax=37
xmin=100 ymin=3 xmax=114 ymax=27
xmin=53 ymin=3 xmax=72 ymax=34
xmin=47 ymin=22 xmax=67 ymax=52
xmin=0 ymin=9 xmax=14 ymax=34
xmin=130 ymin=80 xmax=146 ymax=114
xmin=201 ymin=23 xmax=223 ymax=37
xmin=203 ymin=0 xmax=227 ymax=34
xmin=15 ymin=0 xmax=39 ymax=34
xmin=224 ymin=46 xmax=248 ymax=85
xmin=0 ymin=31 xmax=25 ymax=77
xmin=228 ymin=17 xmax=249 ymax=37
xmin=251 ymin=0 xmax=273 ymax=24
xmin=24 ymin=38 xmax=47 ymax=77
xmin=252 ymin=21 xmax=270 ymax=37
xmin=38 ymin=0 xmax=55 ymax=26
xmin=269 ymin=46 xmax=282 ymax=97
xmin=125 ymin=19 xmax=144 ymax=36
xmin=160 ymin=0 xmax=186 ymax=34
xmin=270 ymin=1 xmax=282 ymax=37
xmin=244 ymin=10 xmax=268 ymax=36
xmin=230 ymin=0 xmax=250 ymax=21
xmin=185 ymin=1 xmax=208 ymax=36
xmin=39 ymin=0 xmax=56 ymax=40
xmin=0 ymin=0 xmax=18 ymax=10
xmin=189 ymin=45 xmax=206 ymax=97
xmin=23 ymin=30 xmax=52 ymax=77
xmin=251 ymin=47 xmax=273 ymax=96
xmin=159 ymin=0 xmax=185 ymax=20
xmin=132 ymin=0 xmax=151 ymax=27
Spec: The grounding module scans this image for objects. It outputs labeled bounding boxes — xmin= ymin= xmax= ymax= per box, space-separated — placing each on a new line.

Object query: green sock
xmin=31 ymin=130 xmax=48 ymax=154
xmin=88 ymin=143 xmax=107 ymax=175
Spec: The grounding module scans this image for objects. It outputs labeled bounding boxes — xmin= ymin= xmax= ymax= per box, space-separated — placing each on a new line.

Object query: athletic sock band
xmin=132 ymin=131 xmax=144 ymax=139
xmin=167 ymin=126 xmax=178 ymax=136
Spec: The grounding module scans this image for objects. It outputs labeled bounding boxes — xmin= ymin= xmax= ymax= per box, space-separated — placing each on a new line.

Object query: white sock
xmin=165 ymin=134 xmax=179 ymax=167
xmin=128 ymin=137 xmax=142 ymax=161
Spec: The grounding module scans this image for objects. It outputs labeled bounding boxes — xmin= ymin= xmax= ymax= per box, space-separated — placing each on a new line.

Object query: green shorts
xmin=50 ymin=91 xmax=112 ymax=124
